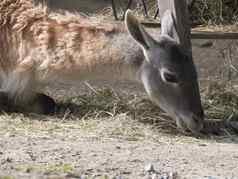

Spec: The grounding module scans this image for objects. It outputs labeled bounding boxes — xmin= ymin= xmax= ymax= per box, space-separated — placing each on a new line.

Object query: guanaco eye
xmin=164 ymin=72 xmax=178 ymax=83
xmin=161 ymin=69 xmax=178 ymax=83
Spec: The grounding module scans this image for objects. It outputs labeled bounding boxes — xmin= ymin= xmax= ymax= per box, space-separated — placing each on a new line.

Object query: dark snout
xmin=191 ymin=108 xmax=205 ymax=131
xmin=177 ymin=80 xmax=205 ymax=133
xmin=178 ymin=103 xmax=205 ymax=134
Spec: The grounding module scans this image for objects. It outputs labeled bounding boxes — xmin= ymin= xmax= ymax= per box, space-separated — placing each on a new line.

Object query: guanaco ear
xmin=125 ymin=10 xmax=156 ymax=50
xmin=161 ymin=10 xmax=177 ymax=38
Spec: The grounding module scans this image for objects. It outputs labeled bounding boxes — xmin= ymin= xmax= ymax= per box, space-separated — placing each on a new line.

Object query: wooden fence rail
xmin=141 ymin=22 xmax=238 ymax=39
xmin=191 ymin=31 xmax=238 ymax=40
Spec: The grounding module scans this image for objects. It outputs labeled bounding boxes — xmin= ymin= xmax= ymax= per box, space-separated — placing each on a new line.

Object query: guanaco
xmin=0 ymin=0 xmax=204 ymax=134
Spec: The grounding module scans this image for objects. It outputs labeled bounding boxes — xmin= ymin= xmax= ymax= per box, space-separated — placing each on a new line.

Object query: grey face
xmin=125 ymin=10 xmax=204 ymax=134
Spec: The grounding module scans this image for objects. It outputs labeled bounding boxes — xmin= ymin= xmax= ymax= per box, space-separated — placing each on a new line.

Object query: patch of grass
xmin=58 ymin=87 xmax=177 ymax=135
xmin=190 ymin=0 xmax=238 ymax=25
xmin=0 ymin=86 xmax=178 ymax=141
xmin=202 ymin=81 xmax=238 ymax=120
xmin=45 ymin=163 xmax=74 ymax=174
xmin=0 ymin=176 xmax=15 ymax=179
xmin=60 ymin=88 xmax=132 ymax=118
xmin=59 ymin=83 xmax=238 ymax=136
xmin=1 ymin=82 xmax=238 ymax=139
xmin=15 ymin=163 xmax=74 ymax=174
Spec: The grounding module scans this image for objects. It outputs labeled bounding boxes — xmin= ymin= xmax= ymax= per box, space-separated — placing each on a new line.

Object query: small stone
xmin=113 ymin=176 xmax=123 ymax=179
xmin=144 ymin=163 xmax=155 ymax=173
xmin=161 ymin=174 xmax=169 ymax=179
xmin=116 ymin=146 xmax=121 ymax=149
xmin=198 ymin=143 xmax=207 ymax=147
xmin=206 ymin=176 xmax=217 ymax=179
xmin=26 ymin=167 xmax=33 ymax=173
xmin=6 ymin=157 xmax=12 ymax=163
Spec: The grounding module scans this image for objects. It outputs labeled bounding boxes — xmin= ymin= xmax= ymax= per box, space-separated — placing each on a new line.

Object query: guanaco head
xmin=125 ymin=10 xmax=204 ymax=134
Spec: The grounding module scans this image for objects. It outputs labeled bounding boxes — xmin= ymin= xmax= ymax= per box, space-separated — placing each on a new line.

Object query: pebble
xmin=161 ymin=174 xmax=169 ymax=179
xmin=205 ymin=177 xmax=217 ymax=179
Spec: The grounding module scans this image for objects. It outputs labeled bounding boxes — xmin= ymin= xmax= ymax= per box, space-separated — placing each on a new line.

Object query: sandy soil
xmin=1 ymin=122 xmax=238 ymax=179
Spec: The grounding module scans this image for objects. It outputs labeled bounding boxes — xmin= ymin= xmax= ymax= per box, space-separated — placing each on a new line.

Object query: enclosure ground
xmin=0 ymin=78 xmax=238 ymax=179
xmin=0 ymin=108 xmax=238 ymax=179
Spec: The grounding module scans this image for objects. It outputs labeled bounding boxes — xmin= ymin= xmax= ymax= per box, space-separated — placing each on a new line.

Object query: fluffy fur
xmin=0 ymin=0 xmax=143 ymax=103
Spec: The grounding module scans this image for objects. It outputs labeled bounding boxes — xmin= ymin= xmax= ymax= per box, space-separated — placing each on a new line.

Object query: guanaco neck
xmin=24 ymin=16 xmax=145 ymax=84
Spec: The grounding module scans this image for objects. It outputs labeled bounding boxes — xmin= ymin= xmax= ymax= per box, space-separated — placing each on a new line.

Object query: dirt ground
xmin=1 ymin=115 xmax=238 ymax=179
xmin=1 ymin=1 xmax=238 ymax=179
xmin=1 ymin=79 xmax=238 ymax=179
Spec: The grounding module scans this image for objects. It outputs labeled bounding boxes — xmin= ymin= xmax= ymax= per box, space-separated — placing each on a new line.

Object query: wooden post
xmin=111 ymin=0 xmax=118 ymax=20
xmin=157 ymin=0 xmax=192 ymax=52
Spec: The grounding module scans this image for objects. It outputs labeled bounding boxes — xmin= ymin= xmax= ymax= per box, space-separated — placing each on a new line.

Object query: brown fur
xmin=0 ymin=0 xmax=143 ymax=102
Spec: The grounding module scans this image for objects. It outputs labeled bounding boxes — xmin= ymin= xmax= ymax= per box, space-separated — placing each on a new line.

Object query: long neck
xmin=22 ymin=14 xmax=145 ymax=84
xmin=60 ymin=32 xmax=144 ymax=82
xmin=79 ymin=33 xmax=144 ymax=81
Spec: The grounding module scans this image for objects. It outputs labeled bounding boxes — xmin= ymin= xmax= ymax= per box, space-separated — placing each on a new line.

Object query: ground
xmin=0 ymin=94 xmax=238 ymax=179
xmin=1 ymin=115 xmax=238 ymax=179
